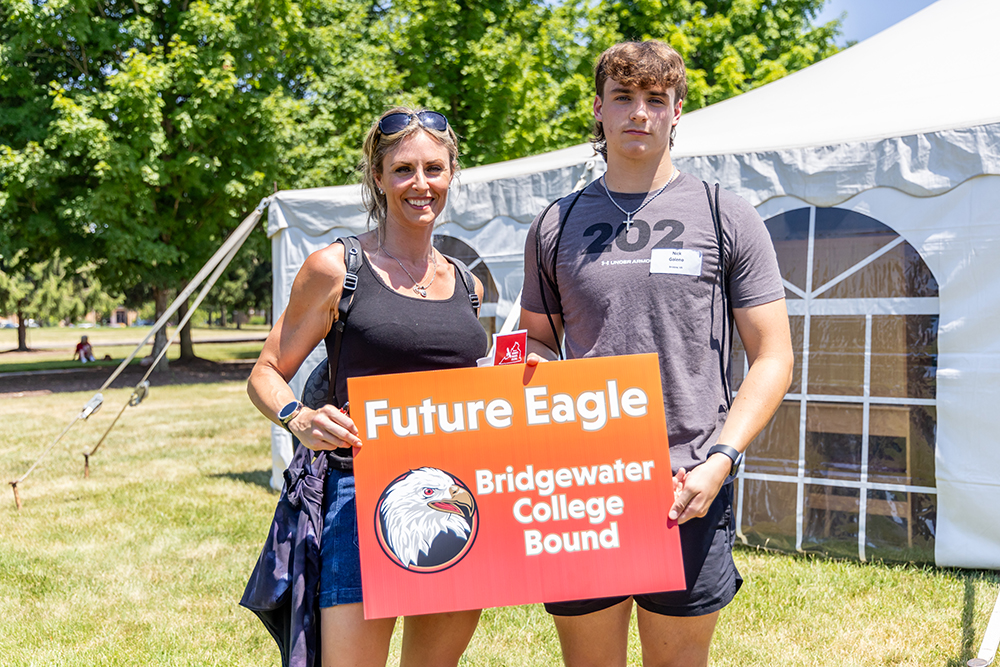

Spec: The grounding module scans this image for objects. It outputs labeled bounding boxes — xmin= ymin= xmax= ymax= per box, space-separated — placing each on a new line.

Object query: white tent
xmin=263 ymin=0 xmax=1000 ymax=568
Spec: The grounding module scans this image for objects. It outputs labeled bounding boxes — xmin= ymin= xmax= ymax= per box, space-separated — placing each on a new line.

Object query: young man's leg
xmin=551 ymin=598 xmax=633 ymax=667
xmin=636 ymin=609 xmax=719 ymax=667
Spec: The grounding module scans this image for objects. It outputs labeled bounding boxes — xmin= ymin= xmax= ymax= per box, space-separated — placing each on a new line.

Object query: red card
xmin=349 ymin=354 xmax=685 ymax=619
xmin=493 ymin=329 xmax=528 ymax=365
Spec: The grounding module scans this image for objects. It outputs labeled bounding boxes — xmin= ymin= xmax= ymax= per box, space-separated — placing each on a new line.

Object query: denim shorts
xmin=318 ymin=468 xmax=363 ymax=608
xmin=544 ymin=483 xmax=742 ymax=618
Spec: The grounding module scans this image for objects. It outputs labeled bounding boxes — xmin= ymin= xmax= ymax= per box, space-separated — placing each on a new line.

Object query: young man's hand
xmin=668 ymin=454 xmax=731 ymax=523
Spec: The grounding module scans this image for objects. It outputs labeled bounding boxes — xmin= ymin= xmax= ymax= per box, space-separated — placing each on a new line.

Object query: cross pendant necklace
xmin=601 ymin=169 xmax=680 ymax=231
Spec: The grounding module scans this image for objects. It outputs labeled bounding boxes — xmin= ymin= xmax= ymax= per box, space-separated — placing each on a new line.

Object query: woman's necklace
xmin=600 ymin=169 xmax=680 ymax=231
xmin=380 ymin=245 xmax=438 ymax=297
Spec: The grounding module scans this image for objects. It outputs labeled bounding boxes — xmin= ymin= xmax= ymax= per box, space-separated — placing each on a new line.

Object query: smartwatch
xmin=707 ymin=444 xmax=744 ymax=478
xmin=277 ymin=400 xmax=304 ymax=433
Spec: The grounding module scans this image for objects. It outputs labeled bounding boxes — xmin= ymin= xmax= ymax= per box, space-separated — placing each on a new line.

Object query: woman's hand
xmin=288 ymin=405 xmax=363 ymax=451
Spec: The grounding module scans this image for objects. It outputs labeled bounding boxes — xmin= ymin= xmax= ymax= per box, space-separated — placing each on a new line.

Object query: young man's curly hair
xmin=593 ymin=40 xmax=688 ymax=158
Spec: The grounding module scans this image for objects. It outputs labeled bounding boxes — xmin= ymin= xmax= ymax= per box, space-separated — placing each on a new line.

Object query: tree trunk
xmin=178 ymin=298 xmax=196 ymax=360
xmin=151 ymin=286 xmax=170 ymax=374
xmin=220 ymin=306 xmax=227 ymax=328
xmin=16 ymin=302 xmax=28 ymax=351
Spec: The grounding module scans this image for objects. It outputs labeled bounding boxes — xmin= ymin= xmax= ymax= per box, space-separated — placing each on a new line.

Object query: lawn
xmin=0 ymin=326 xmax=267 ymax=373
xmin=1 ymin=382 xmax=996 ymax=666
xmin=0 ymin=324 xmax=270 ymax=349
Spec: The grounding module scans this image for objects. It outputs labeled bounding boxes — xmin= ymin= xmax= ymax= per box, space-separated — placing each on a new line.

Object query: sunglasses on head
xmin=377 ymin=111 xmax=449 ymax=136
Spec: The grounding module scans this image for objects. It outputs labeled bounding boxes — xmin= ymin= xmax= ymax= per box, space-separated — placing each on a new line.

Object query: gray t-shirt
xmin=522 ymin=173 xmax=784 ymax=471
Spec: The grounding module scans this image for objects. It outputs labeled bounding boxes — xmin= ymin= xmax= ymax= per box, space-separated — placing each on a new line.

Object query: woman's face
xmin=375 ymin=130 xmax=453 ymax=232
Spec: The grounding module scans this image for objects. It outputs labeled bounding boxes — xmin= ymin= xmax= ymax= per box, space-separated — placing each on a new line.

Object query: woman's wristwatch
xmin=277 ymin=400 xmax=304 ymax=433
xmin=707 ymin=443 xmax=745 ymax=478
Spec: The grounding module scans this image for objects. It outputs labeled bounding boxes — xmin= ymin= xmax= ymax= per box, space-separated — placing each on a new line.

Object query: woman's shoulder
xmin=301 ymin=238 xmax=353 ymax=282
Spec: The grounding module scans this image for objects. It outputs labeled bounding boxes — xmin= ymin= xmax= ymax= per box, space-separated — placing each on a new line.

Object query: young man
xmin=520 ymin=41 xmax=794 ymax=667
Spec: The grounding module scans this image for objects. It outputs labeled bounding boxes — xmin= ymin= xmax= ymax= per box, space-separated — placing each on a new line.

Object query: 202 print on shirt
xmin=583 ymin=219 xmax=685 ymax=255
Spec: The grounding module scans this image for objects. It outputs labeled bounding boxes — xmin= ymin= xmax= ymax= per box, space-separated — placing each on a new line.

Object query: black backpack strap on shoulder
xmin=703 ymin=182 xmax=733 ymax=409
xmin=326 ymin=236 xmax=362 ymax=405
xmin=445 ymin=255 xmax=481 ymax=312
xmin=535 ymin=188 xmax=584 ymax=361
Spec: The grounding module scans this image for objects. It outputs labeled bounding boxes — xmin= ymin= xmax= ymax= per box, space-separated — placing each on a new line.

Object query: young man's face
xmin=594 ymin=78 xmax=682 ymax=162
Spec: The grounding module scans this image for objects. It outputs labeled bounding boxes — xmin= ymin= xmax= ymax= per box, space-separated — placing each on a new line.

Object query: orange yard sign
xmin=350 ymin=353 xmax=685 ymax=619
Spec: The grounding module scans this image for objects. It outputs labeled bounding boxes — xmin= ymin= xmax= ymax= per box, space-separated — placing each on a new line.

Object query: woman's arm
xmin=247 ymin=243 xmax=363 ymax=450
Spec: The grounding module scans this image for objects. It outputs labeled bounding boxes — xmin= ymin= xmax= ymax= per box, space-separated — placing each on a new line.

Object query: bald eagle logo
xmin=375 ymin=467 xmax=478 ymax=573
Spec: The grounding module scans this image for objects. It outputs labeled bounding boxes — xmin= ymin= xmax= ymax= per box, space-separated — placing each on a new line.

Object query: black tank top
xmin=327 ymin=249 xmax=488 ymax=469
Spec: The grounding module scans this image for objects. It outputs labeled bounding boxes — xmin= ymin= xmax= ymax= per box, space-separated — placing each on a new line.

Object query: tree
xmin=2 ymin=0 xmax=843 ymax=359
xmin=374 ymin=0 xmax=618 ymax=167
xmin=0 ymin=0 xmax=397 ymax=367
xmin=0 ymin=249 xmax=120 ymax=350
xmin=601 ymin=0 xmax=842 ymax=110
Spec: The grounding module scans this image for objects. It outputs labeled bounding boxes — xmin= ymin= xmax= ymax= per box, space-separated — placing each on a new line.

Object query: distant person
xmin=521 ymin=40 xmax=793 ymax=667
xmin=73 ymin=335 xmax=96 ymax=363
xmin=248 ymin=106 xmax=487 ymax=667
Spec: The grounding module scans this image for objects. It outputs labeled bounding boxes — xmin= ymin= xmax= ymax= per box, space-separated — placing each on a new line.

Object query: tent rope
xmin=82 ymin=219 xmax=253 ymax=474
xmin=9 ymin=199 xmax=269 ymax=509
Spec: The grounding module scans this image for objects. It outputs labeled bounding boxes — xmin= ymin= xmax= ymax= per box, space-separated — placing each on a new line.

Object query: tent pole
xmin=969 ymin=584 xmax=1000 ymax=666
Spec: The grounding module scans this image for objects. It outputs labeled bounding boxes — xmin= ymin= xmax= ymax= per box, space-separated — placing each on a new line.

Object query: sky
xmin=812 ymin=0 xmax=940 ymax=45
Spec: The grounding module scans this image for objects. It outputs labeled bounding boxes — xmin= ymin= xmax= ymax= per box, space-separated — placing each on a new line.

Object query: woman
xmin=248 ymin=107 xmax=486 ymax=667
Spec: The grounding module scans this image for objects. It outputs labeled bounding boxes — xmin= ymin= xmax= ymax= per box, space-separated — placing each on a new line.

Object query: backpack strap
xmin=703 ymin=182 xmax=734 ymax=409
xmin=535 ymin=189 xmax=585 ymax=361
xmin=324 ymin=236 xmax=363 ymax=406
xmin=445 ymin=255 xmax=482 ymax=312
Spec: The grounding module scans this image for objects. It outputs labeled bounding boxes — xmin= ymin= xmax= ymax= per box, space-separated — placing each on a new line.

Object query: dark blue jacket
xmin=240 ymin=442 xmax=328 ymax=667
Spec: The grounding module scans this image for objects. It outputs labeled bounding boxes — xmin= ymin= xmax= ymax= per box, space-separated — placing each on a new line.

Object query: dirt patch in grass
xmin=0 ymin=357 xmax=255 ymax=398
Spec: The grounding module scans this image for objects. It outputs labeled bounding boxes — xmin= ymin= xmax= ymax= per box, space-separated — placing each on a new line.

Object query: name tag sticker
xmin=650 ymin=248 xmax=703 ymax=276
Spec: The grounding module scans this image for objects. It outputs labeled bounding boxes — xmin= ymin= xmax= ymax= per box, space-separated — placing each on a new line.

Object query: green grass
xmin=0 ymin=341 xmax=265 ymax=373
xmin=0 ymin=324 xmax=268 ymax=348
xmin=1 ymin=384 xmax=997 ymax=666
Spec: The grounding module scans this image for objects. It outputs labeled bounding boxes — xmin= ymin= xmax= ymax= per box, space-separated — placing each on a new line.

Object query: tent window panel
xmin=812 ymin=209 xmax=899 ymax=292
xmin=808 ymin=316 xmax=866 ymax=396
xmin=869 ymin=315 xmax=908 ymax=397
xmin=744 ymin=401 xmax=800 ymax=477
xmin=907 ymin=315 xmax=938 ymax=400
xmin=869 ymin=315 xmax=938 ymax=399
xmin=739 ymin=479 xmax=798 ymax=553
xmin=864 ymin=490 xmax=936 ymax=564
xmin=763 ymin=207 xmax=810 ymax=292
xmin=868 ymin=405 xmax=936 ymax=488
xmin=789 ymin=315 xmax=804 ymax=394
xmin=821 ymin=243 xmax=939 ymax=299
xmin=733 ymin=315 xmax=803 ymax=396
xmin=803 ymin=485 xmax=860 ymax=558
xmin=805 ymin=403 xmax=863 ymax=481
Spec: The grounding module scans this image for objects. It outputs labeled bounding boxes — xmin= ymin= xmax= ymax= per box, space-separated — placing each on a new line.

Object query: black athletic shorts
xmin=544 ymin=483 xmax=742 ymax=618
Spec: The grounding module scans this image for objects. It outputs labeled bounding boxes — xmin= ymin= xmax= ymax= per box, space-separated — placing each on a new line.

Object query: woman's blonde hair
xmin=360 ymin=107 xmax=460 ymax=232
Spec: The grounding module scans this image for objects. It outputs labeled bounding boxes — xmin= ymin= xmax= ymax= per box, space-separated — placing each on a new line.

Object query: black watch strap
xmin=707 ymin=444 xmax=744 ymax=477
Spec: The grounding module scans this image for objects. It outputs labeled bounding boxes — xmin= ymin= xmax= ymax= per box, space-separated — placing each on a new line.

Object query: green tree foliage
xmin=0 ymin=0 xmax=398 ymax=359
xmin=603 ymin=0 xmax=841 ymax=110
xmin=378 ymin=0 xmax=620 ymax=166
xmin=0 ymin=249 xmax=120 ymax=350
xmin=1 ymin=0 xmax=841 ymax=349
